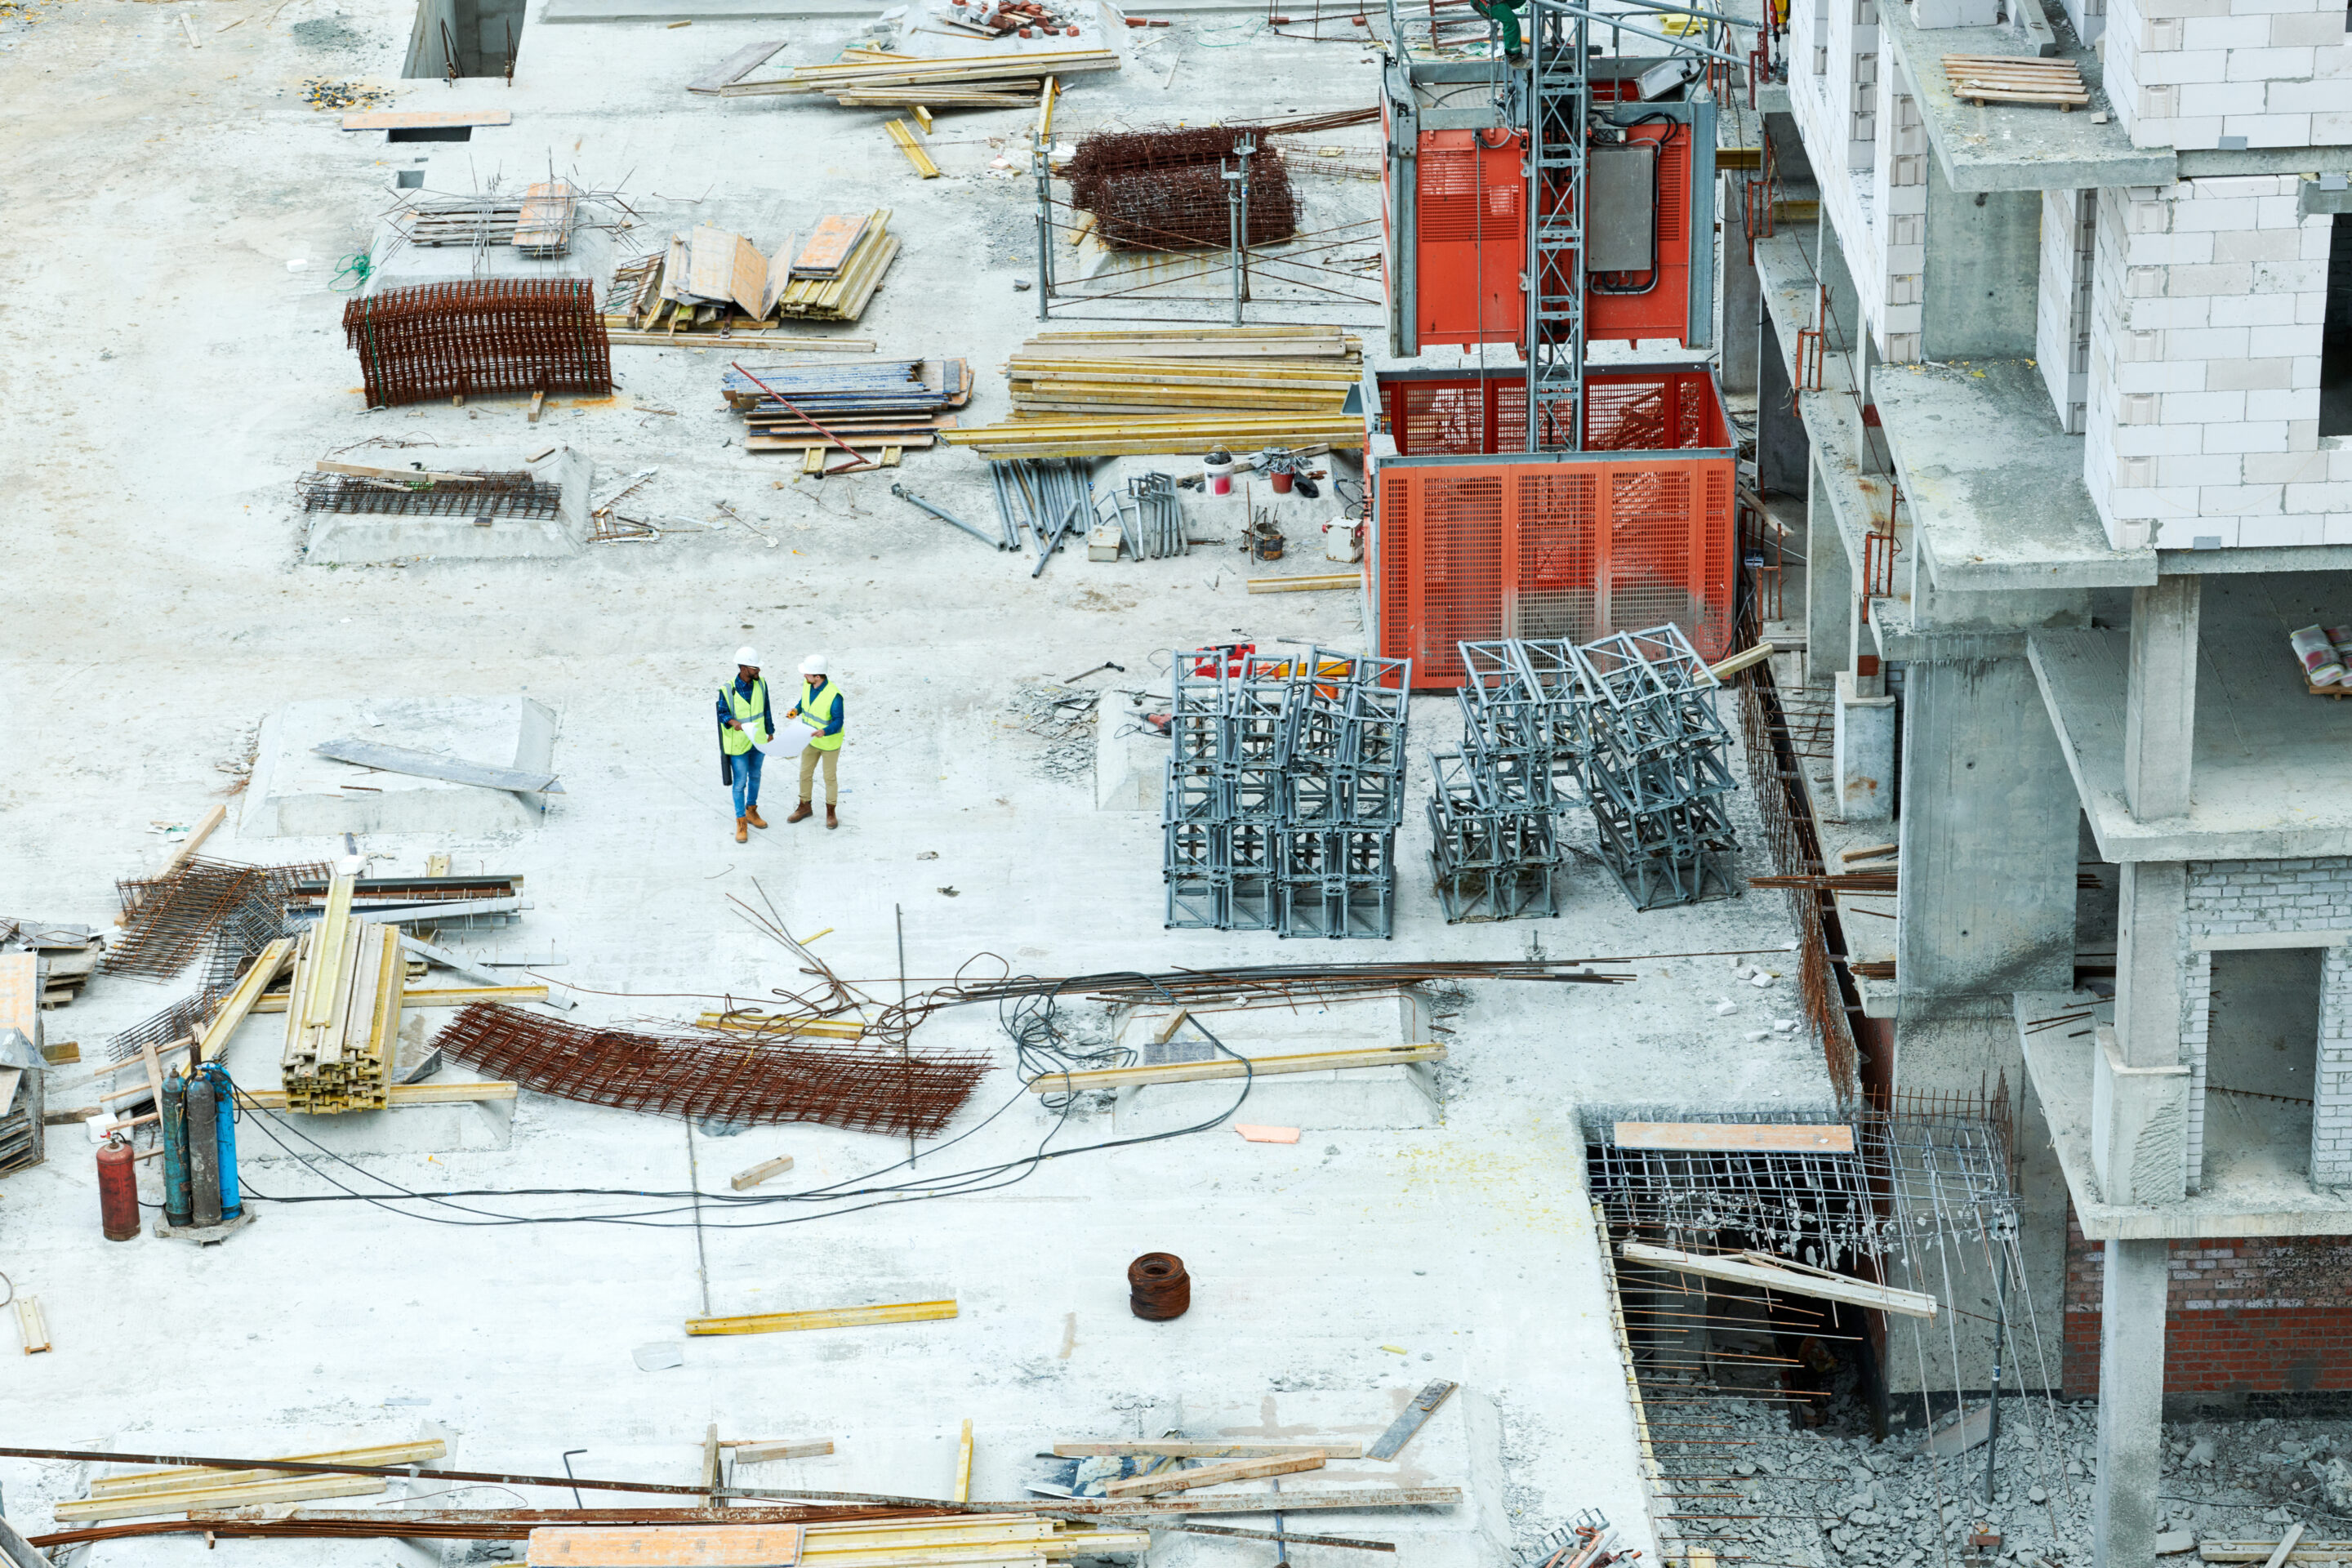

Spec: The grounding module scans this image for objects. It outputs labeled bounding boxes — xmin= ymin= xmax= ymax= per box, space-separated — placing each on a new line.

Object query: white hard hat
xmin=800 ymin=652 xmax=828 ymax=675
xmin=735 ymin=646 xmax=760 ymax=667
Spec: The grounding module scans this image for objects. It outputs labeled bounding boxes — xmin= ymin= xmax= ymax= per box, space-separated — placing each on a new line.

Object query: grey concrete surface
xmin=2092 ymin=1235 xmax=2168 ymax=1568
xmin=243 ymin=694 xmax=561 ymax=836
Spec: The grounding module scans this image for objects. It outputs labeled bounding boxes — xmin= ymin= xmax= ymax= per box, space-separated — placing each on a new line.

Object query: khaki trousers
xmin=798 ymin=744 xmax=840 ymax=805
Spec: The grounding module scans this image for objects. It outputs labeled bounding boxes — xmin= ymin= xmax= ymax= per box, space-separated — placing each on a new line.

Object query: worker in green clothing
xmin=783 ymin=652 xmax=847 ymax=830
xmin=717 ymin=646 xmax=774 ymax=844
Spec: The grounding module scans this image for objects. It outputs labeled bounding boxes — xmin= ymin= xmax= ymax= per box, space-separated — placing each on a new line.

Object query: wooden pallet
xmin=2305 ymin=675 xmax=2352 ymax=698
xmin=1942 ymin=53 xmax=2089 ymax=109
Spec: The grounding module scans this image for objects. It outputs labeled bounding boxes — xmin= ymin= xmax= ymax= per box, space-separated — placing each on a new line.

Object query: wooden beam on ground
xmin=954 ymin=1420 xmax=973 ymax=1504
xmin=252 ymin=985 xmax=549 ymax=1013
xmin=729 ymin=1155 xmax=794 ymax=1191
xmin=1246 ymin=573 xmax=1358 ymax=595
xmin=164 ymin=804 xmax=227 ymax=876
xmin=93 ymin=1442 xmax=448 ymax=1499
xmin=1612 ymin=1121 xmax=1855 ymax=1154
xmin=234 ymin=1080 xmax=517 ymax=1111
xmin=724 ymin=1440 xmax=832 ymax=1464
xmin=1052 ymin=1441 xmax=1365 ymax=1459
xmin=2202 ymin=1543 xmax=2352 ymax=1563
xmin=1103 ymin=1454 xmax=1325 ymax=1498
xmin=684 ymin=1300 xmax=958 ymax=1337
xmin=1705 ymin=642 xmax=1775 ymax=682
xmin=53 ymin=1476 xmax=385 ymax=1523
xmin=1026 ymin=1044 xmax=1445 ymax=1094
xmin=1619 ymin=1242 xmax=1938 ymax=1319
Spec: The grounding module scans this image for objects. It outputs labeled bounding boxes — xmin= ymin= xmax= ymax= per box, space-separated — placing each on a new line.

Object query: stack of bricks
xmin=2065 ymin=1212 xmax=2352 ymax=1399
xmin=2037 ymin=190 xmax=2097 ymax=436
xmin=2105 ymin=0 xmax=2352 ymax=153
xmin=2082 ymin=176 xmax=2347 ymax=550
xmin=2180 ymin=858 xmax=2352 ymax=1187
xmin=1869 ymin=80 xmax=1928 ymax=364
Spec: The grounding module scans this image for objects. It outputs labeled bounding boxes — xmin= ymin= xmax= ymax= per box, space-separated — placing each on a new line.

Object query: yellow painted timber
xmin=684 ymin=1298 xmax=957 ymax=1337
xmin=954 ymin=1419 xmax=973 ymax=1503
xmin=885 ymin=120 xmax=940 ymax=178
xmin=695 ymin=1012 xmax=866 ymax=1040
xmin=254 ymin=985 xmax=550 ymax=1013
xmin=1102 ymin=1451 xmax=1326 ymax=1497
xmin=93 ymin=1441 xmax=446 ymax=1499
xmin=301 ymin=874 xmax=357 ymax=1029
xmin=55 ymin=1475 xmax=386 ymax=1523
xmin=911 ymin=104 xmax=933 ymax=132
xmin=195 ymin=937 xmax=295 ymax=1059
xmin=1053 ymin=1441 xmax=1365 ymax=1459
xmin=235 ymin=1080 xmax=519 ymax=1111
xmin=1027 ymin=1043 xmax=1446 ymax=1094
xmin=1036 ymin=75 xmax=1057 ymax=141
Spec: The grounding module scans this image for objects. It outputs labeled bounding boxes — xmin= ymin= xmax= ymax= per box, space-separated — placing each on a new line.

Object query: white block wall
xmin=2083 ymin=176 xmax=2352 ymax=551
xmin=1829 ymin=0 xmax=1879 ymax=172
xmin=2108 ymin=0 xmax=2352 ymax=153
xmin=2038 ymin=189 xmax=2096 ymax=435
xmin=2181 ymin=859 xmax=2352 ymax=1189
xmin=1871 ymin=74 xmax=1927 ymax=363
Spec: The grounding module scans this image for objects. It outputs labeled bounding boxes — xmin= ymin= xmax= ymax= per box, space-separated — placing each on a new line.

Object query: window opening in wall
xmin=402 ymin=0 xmax=525 ymax=80
xmin=2323 ymin=213 xmax=2352 ymax=439
xmin=2203 ymin=946 xmax=2321 ymax=1182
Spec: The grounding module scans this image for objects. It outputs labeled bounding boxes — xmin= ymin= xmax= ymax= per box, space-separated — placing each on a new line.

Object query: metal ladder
xmin=1525 ymin=7 xmax=1589 ymax=452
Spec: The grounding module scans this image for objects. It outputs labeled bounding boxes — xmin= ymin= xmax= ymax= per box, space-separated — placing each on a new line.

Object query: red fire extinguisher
xmin=97 ymin=1134 xmax=139 ymax=1242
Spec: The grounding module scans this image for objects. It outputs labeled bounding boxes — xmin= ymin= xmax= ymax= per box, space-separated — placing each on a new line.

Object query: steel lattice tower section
xmin=1525 ymin=5 xmax=1588 ymax=452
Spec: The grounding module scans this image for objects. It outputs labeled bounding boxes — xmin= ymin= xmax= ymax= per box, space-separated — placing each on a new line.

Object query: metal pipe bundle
xmin=987 ymin=458 xmax=1094 ymax=576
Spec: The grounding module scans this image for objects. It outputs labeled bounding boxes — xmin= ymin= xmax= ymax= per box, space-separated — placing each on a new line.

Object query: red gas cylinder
xmin=97 ymin=1135 xmax=140 ymax=1242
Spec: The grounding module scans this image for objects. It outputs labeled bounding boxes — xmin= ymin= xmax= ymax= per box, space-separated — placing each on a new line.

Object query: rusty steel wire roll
xmin=1128 ymin=1252 xmax=1190 ymax=1320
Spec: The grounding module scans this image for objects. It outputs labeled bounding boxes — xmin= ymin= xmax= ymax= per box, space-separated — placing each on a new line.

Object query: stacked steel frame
xmin=1429 ymin=626 xmax=1737 ymax=917
xmin=343 ymin=278 xmax=611 ymax=408
xmin=1163 ymin=648 xmax=1409 ymax=939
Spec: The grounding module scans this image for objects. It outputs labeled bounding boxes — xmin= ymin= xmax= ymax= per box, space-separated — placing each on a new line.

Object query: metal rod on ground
xmin=1034 ymin=131 xmax=1053 ymax=320
xmin=1983 ymin=1241 xmax=2008 ymax=1501
xmin=727 ymin=363 xmax=875 ymax=472
xmin=686 ymin=1120 xmax=711 ymax=1318
xmin=890 ymin=483 xmax=1002 ymax=550
xmin=897 ymin=902 xmax=914 ymax=1169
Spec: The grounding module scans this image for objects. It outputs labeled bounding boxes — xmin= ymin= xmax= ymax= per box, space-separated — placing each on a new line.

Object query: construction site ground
xmin=0 ymin=2 xmax=1827 ymax=1562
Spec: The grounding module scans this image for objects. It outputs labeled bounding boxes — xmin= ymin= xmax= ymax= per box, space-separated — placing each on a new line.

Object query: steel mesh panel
xmin=344 ymin=278 xmax=612 ymax=409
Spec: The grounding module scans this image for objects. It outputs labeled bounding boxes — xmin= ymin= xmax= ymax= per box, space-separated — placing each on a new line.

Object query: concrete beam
xmin=1806 ymin=452 xmax=1853 ymax=682
xmin=1719 ymin=175 xmax=1760 ymax=397
xmin=1919 ymin=160 xmax=2040 ymax=362
xmin=2122 ymin=577 xmax=2199 ymax=822
xmin=2114 ymin=862 xmax=2187 ymax=1071
xmin=2092 ymin=1238 xmax=2167 ymax=1568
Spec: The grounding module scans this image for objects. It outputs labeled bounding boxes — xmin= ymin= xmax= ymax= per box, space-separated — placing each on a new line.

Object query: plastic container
xmin=1203 ymin=447 xmax=1234 ymax=497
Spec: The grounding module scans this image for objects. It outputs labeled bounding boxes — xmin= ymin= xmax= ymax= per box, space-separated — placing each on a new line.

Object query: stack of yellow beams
xmin=56 ymin=1441 xmax=443 ymax=1524
xmin=524 ymin=1515 xmax=1151 ymax=1567
xmin=945 ymin=327 xmax=1365 ymax=457
xmin=775 ymin=210 xmax=900 ymax=323
xmin=714 ymin=48 xmax=1118 ymax=104
xmin=279 ymin=874 xmax=403 ymax=1112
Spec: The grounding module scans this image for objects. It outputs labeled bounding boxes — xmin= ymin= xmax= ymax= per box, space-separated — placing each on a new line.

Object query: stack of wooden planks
xmin=608 ymin=212 xmax=900 ymax=336
xmin=2 ymin=918 xmax=104 ymax=1009
xmin=720 ymin=358 xmax=972 ymax=456
xmin=523 ymin=1515 xmax=1149 ymax=1567
xmin=945 ymin=327 xmax=1365 ymax=458
xmin=715 ymin=47 xmax=1117 ymax=107
xmin=278 ymin=875 xmax=403 ymax=1113
xmin=56 ymin=1441 xmax=445 ymax=1525
xmin=1941 ymin=53 xmax=2088 ymax=109
xmin=773 ymin=212 xmax=899 ymax=321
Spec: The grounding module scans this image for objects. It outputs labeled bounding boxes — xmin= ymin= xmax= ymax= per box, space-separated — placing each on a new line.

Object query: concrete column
xmin=1719 ymin=175 xmax=1761 ymax=396
xmin=2123 ymin=576 xmax=2200 ymax=822
xmin=2113 ymin=861 xmax=2186 ymax=1067
xmin=1919 ymin=161 xmax=2042 ymax=361
xmin=1806 ymin=451 xmax=1852 ymax=681
xmin=1894 ymin=657 xmax=2077 ymax=1005
xmin=2092 ymin=1238 xmax=2167 ymax=1568
xmin=1831 ymin=668 xmax=1894 ymax=820
xmin=1757 ymin=315 xmax=1809 ymax=497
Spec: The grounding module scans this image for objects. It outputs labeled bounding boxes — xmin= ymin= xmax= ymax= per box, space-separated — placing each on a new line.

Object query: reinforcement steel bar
xmin=344 ymin=278 xmax=610 ymax=408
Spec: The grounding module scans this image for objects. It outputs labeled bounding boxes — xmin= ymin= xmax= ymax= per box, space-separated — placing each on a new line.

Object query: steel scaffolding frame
xmin=1164 ymin=647 xmax=1410 ymax=938
xmin=1570 ymin=626 xmax=1740 ymax=909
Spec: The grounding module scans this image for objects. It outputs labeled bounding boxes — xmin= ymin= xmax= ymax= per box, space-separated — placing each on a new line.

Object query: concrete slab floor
xmin=0 ymin=0 xmax=1831 ymax=1561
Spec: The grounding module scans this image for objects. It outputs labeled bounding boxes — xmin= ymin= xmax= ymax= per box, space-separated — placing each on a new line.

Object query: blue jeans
xmin=730 ymin=745 xmax=764 ymax=817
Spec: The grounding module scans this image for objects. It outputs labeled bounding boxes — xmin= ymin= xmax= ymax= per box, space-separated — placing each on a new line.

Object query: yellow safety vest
xmin=799 ymin=680 xmax=844 ymax=751
xmin=723 ymin=678 xmax=771 ymax=756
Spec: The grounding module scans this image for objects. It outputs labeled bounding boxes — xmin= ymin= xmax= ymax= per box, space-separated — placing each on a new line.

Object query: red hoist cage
xmin=1365 ymin=365 xmax=1737 ymax=691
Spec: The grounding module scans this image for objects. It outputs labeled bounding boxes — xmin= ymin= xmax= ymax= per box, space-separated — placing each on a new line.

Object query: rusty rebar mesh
xmin=107 ymin=858 xmax=322 ymax=981
xmin=297 ymin=470 xmax=564 ymax=519
xmin=105 ymin=859 xmax=333 ymax=1065
xmin=1065 ymin=129 xmax=1298 ymax=251
xmin=343 ymin=278 xmax=612 ymax=409
xmin=434 ymin=1004 xmax=991 ymax=1136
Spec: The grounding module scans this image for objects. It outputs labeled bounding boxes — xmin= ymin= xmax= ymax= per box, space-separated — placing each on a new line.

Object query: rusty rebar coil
xmin=1129 ymin=1252 xmax=1190 ymax=1320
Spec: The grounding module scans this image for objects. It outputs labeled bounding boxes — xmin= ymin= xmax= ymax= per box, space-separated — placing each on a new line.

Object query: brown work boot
xmin=826 ymin=804 xmax=839 ymax=830
xmin=734 ymin=816 xmax=748 ymax=844
xmin=745 ymin=804 xmax=768 ymax=829
xmin=786 ymin=800 xmax=814 ymax=824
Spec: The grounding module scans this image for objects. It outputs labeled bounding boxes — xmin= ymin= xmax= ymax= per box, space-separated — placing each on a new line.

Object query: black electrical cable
xmin=229 ymin=975 xmax=1256 ymax=1231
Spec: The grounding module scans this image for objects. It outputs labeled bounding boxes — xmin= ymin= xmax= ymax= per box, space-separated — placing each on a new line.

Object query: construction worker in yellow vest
xmin=783 ymin=652 xmax=846 ymax=830
xmin=716 ymin=646 xmax=774 ymax=844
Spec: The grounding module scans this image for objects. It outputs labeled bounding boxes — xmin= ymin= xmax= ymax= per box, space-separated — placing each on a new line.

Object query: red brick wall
xmin=2063 ymin=1209 xmax=2352 ymax=1398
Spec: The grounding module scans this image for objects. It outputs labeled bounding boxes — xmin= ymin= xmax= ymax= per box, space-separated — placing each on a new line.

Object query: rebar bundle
xmin=343 ymin=278 xmax=612 ymax=409
xmin=296 ymin=470 xmax=564 ymax=519
xmin=989 ymin=457 xmax=1094 ymax=571
xmin=433 ymin=1004 xmax=992 ymax=1137
xmin=1065 ymin=127 xmax=1298 ymax=251
xmin=1164 ymin=647 xmax=1410 ymax=938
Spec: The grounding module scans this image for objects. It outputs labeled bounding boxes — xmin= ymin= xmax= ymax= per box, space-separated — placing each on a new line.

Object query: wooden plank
xmin=884 ymin=120 xmax=940 ymax=179
xmin=315 ymin=461 xmax=494 ymax=483
xmin=54 ymin=1475 xmax=385 ymax=1524
xmin=93 ymin=1442 xmax=447 ymax=1499
xmin=528 ymin=1524 xmax=806 ymax=1566
xmin=1051 ymin=1441 xmax=1365 ymax=1459
xmin=953 ymin=1420 xmax=973 ymax=1504
xmin=1619 ymin=1241 xmax=1939 ymax=1319
xmin=163 ymin=804 xmax=228 ymax=877
xmin=729 ymin=1155 xmax=794 ymax=1191
xmin=2270 ymin=1530 xmax=2312 ymax=1568
xmin=12 ymin=1294 xmax=47 ymax=1354
xmin=695 ymin=1014 xmax=863 ymax=1039
xmin=1102 ymin=1453 xmax=1326 ymax=1497
xmin=1247 ymin=574 xmax=1357 ymax=595
xmin=2201 ymin=1544 xmax=2352 ymax=1563
xmin=687 ymin=38 xmax=785 ymax=94
xmin=757 ymin=229 xmax=796 ymax=320
xmin=234 ymin=1080 xmax=518 ymax=1111
xmin=253 ymin=984 xmax=544 ymax=1013
xmin=684 ymin=1299 xmax=957 ymax=1337
xmin=1612 ymin=1121 xmax=1855 ymax=1153
xmin=195 ymin=938 xmax=295 ymax=1060
xmin=726 ymin=1441 xmax=832 ymax=1464
xmin=1025 ymin=1044 xmax=1445 ymax=1094
xmin=340 ymin=109 xmax=513 ymax=130
xmin=1365 ymin=1379 xmax=1458 ymax=1461
xmin=728 ymin=234 xmax=769 ymax=320
xmin=791 ymin=215 xmax=870 ymax=275
xmin=689 ymin=226 xmax=746 ymax=305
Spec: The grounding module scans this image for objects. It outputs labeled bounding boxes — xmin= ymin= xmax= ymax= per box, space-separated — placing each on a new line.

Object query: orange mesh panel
xmin=1517 ymin=470 xmax=1601 ymax=644
xmin=1606 ymin=469 xmax=1696 ymax=637
xmin=1414 ymin=473 xmax=1505 ymax=684
xmin=1380 ymin=472 xmax=1414 ymax=670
